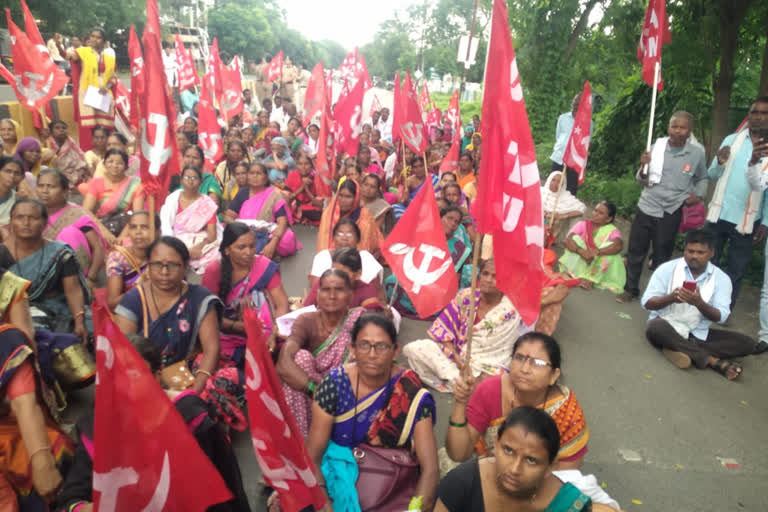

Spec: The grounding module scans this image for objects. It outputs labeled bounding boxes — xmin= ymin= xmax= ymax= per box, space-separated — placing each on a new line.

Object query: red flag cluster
xmin=333 ymin=77 xmax=365 ymax=157
xmin=221 ymin=57 xmax=244 ymax=121
xmin=439 ymin=92 xmax=461 ymax=174
xmin=397 ymin=73 xmax=429 ymax=155
xmin=418 ymin=83 xmax=432 ymax=121
xmin=339 ymin=47 xmax=371 ymax=91
xmin=127 ymin=25 xmax=144 ymax=131
xmin=475 ymin=0 xmax=544 ymax=326
xmin=637 ymin=0 xmax=671 ymax=89
xmin=313 ymin=65 xmax=335 ymax=198
xmin=266 ymin=50 xmax=284 ymax=82
xmin=175 ymin=34 xmax=200 ymax=92
xmin=562 ymin=81 xmax=593 ymax=184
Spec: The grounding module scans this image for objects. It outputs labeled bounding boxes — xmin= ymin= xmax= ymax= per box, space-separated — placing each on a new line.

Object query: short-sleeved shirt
xmin=310 ymin=249 xmax=382 ymax=284
xmin=436 ymin=458 xmax=485 ymax=511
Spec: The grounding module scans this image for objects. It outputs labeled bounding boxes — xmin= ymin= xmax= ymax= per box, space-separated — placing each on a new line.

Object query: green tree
xmin=207 ymin=4 xmax=273 ymax=61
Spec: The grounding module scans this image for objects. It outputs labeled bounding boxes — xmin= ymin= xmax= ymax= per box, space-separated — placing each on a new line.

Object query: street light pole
xmin=460 ymin=0 xmax=479 ymax=93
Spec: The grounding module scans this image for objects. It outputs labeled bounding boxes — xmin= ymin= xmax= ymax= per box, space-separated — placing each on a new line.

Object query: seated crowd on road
xmin=1 ymin=30 xmax=768 ymax=511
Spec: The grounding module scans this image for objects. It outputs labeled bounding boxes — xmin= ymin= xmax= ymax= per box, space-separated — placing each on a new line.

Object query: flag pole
xmin=148 ymin=196 xmax=156 ymax=241
xmin=462 ymin=231 xmax=483 ymax=379
xmin=640 ymin=61 xmax=660 ymax=177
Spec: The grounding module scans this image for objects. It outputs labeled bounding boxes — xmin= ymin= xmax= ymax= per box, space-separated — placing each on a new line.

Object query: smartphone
xmin=682 ymin=280 xmax=697 ymax=291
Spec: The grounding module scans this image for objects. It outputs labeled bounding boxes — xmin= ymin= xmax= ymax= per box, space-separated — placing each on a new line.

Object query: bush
xmin=430 ymin=91 xmax=482 ymax=128
xmin=577 ymin=173 xmax=642 ymax=219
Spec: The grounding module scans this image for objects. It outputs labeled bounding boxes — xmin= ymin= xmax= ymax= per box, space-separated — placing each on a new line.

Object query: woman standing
xmin=159 ymin=165 xmax=221 ymax=275
xmin=82 ymin=149 xmax=144 ymax=237
xmin=67 ymin=28 xmax=116 ymax=149
xmin=317 ymin=179 xmax=382 ymax=255
xmin=106 ymin=211 xmax=156 ymax=311
xmin=114 ymin=236 xmax=222 ymax=394
xmin=560 ymin=201 xmax=625 ymax=293
xmin=224 ymin=163 xmax=300 ymax=259
xmin=201 ymin=222 xmax=290 ymax=361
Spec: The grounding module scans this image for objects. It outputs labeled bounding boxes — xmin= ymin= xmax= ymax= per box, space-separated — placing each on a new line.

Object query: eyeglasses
xmin=335 ymin=232 xmax=356 ymax=239
xmin=511 ymin=353 xmax=552 ymax=369
xmin=148 ymin=261 xmax=184 ymax=273
xmin=181 ymin=175 xmax=200 ymax=182
xmin=353 ymin=341 xmax=395 ymax=354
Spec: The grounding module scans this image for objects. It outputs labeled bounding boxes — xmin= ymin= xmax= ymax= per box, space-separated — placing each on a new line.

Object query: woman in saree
xmin=392 ymin=156 xmax=440 ymax=221
xmin=159 ymin=165 xmax=221 ymax=275
xmin=386 ymin=206 xmax=473 ymax=318
xmin=455 ymin=151 xmax=476 ymax=190
xmin=181 ymin=145 xmax=222 ymax=208
xmin=359 ymin=173 xmax=395 ymax=235
xmin=37 ymin=170 xmax=109 ymax=284
xmin=0 ymin=118 xmax=23 ymax=157
xmin=82 ymin=148 xmax=144 ymax=237
xmin=224 ymin=162 xmax=300 ymax=259
xmin=441 ymin=182 xmax=476 ymax=239
xmin=403 ymin=259 xmax=522 ymax=392
xmin=310 ymin=218 xmax=383 ymax=288
xmin=114 ymin=236 xmax=222 ymax=394
xmin=317 ymin=178 xmax=382 ymax=255
xmin=222 ymin=162 xmax=249 ymax=208
xmin=82 ymin=126 xmax=109 ymax=178
xmin=106 ymin=211 xmax=156 ymax=311
xmin=215 ymin=140 xmax=251 ymax=195
xmin=252 ymin=110 xmax=273 ymax=155
xmin=560 ymin=200 xmax=626 ymax=293
xmin=46 ymin=120 xmax=89 ymax=188
xmin=276 ymin=269 xmax=365 ymax=438
xmin=91 ymin=132 xmax=140 ymax=180
xmin=66 ymin=28 xmax=116 ymax=149
xmin=460 ymin=124 xmax=474 ymax=153
xmin=305 ymin=313 xmax=438 ymax=512
xmin=284 ymin=153 xmax=323 ymax=225
xmin=445 ymin=333 xmax=589 ymax=470
xmin=0 ymin=156 xmax=21 ymax=226
xmin=12 ymin=138 xmax=43 ymax=195
xmin=182 ymin=116 xmax=199 ymax=145
xmin=542 ymin=171 xmax=586 ymax=245
xmin=284 ymin=116 xmax=307 ymax=155
xmin=201 ymin=222 xmax=290 ymax=363
xmin=263 ymin=137 xmax=295 ymax=188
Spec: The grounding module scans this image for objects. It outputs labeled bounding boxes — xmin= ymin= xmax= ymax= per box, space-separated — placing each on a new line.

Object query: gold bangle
xmin=195 ymin=369 xmax=212 ymax=379
xmin=28 ymin=446 xmax=51 ymax=460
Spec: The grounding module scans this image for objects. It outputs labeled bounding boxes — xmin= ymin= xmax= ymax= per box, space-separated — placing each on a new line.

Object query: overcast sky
xmin=279 ymin=0 xmax=415 ymax=50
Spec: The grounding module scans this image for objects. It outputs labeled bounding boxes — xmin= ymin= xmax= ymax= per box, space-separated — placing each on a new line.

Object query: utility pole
xmin=460 ymin=0 xmax=479 ymax=93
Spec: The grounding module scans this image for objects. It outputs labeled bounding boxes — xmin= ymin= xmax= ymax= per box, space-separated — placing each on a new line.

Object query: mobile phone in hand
xmin=682 ymin=280 xmax=697 ymax=291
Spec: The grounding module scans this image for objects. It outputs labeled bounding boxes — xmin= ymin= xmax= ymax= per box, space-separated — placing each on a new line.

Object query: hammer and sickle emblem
xmin=390 ymin=243 xmax=452 ymax=293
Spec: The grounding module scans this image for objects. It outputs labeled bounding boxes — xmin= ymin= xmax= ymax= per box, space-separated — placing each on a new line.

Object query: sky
xmin=280 ymin=0 xmax=415 ymax=50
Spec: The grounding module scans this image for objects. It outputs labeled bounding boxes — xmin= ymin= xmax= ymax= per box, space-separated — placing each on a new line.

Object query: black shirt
xmin=437 ymin=457 xmax=485 ymax=511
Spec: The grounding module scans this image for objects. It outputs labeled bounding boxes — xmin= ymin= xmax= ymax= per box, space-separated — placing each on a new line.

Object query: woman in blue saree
xmin=304 ymin=313 xmax=439 ymax=512
xmin=385 ymin=205 xmax=473 ymax=319
xmin=392 ymin=156 xmax=440 ymax=221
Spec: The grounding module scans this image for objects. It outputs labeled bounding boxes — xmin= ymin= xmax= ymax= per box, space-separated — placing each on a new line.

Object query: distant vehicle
xmin=385 ymin=81 xmax=394 ymax=91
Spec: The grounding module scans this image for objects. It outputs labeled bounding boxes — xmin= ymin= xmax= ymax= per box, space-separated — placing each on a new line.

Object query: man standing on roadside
xmin=617 ymin=111 xmax=708 ymax=303
xmin=376 ymin=107 xmax=393 ymax=143
xmin=705 ymin=96 xmax=768 ymax=307
xmin=550 ymin=93 xmax=592 ymax=196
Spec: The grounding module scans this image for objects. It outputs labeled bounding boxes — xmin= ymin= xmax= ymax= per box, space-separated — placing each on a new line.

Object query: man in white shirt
xmin=162 ymin=44 xmax=178 ymax=88
xmin=376 ymin=107 xmax=393 ymax=143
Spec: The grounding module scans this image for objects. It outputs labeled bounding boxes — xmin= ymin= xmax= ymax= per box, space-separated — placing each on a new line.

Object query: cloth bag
xmin=678 ymin=202 xmax=706 ymax=233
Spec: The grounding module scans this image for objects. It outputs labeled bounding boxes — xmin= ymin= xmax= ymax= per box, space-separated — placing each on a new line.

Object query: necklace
xmin=508 ymin=381 xmax=550 ymax=412
xmin=148 ymin=282 xmax=182 ymax=317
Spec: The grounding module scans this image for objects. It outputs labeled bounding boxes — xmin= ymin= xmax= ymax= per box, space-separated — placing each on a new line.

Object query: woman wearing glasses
xmin=444 ymin=332 xmax=589 ymax=470
xmin=114 ymin=236 xmax=222 ymax=394
xmin=304 ymin=313 xmax=439 ymax=512
xmin=159 ymin=165 xmax=221 ymax=275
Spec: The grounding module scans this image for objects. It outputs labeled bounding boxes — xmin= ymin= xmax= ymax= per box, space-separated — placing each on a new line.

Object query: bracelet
xmin=408 ymin=496 xmax=424 ymax=511
xmin=194 ymin=369 xmax=212 ymax=379
xmin=305 ymin=380 xmax=316 ymax=398
xmin=28 ymin=445 xmax=51 ymax=460
xmin=448 ymin=418 xmax=468 ymax=428
xmin=74 ymin=310 xmax=86 ymax=320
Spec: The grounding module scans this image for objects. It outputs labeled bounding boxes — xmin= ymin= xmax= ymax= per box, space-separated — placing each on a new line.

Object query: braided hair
xmin=218 ymin=222 xmax=252 ymax=301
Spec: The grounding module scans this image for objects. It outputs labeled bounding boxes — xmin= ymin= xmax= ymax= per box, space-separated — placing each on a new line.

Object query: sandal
xmin=711 ymin=359 xmax=742 ymax=381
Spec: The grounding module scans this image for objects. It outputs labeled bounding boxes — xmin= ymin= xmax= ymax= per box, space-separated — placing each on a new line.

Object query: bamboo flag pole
xmin=462 ymin=231 xmax=483 ymax=380
xmin=640 ymin=61 xmax=661 ymax=178
xmin=148 ymin=196 xmax=156 ymax=241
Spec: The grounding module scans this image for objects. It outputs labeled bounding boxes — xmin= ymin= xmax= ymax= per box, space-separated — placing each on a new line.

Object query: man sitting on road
xmin=642 ymin=229 xmax=763 ymax=380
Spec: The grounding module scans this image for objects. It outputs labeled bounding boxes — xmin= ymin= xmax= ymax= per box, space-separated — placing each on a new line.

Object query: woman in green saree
xmin=559 ymin=201 xmax=626 ymax=293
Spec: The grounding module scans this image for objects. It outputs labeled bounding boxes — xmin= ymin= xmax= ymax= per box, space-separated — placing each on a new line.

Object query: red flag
xmin=562 ymin=82 xmax=593 ymax=184
xmin=427 ymin=105 xmax=441 ymax=130
xmin=92 ymin=304 xmax=232 ymax=511
xmin=445 ymin=90 xmax=461 ymax=134
xmin=204 ymin=38 xmax=224 ymax=105
xmin=314 ymin=90 xmax=335 ymax=198
xmin=140 ymin=0 xmax=180 ymax=204
xmin=418 ymin=83 xmax=431 ymax=121
xmin=175 ymin=34 xmax=200 ymax=92
xmin=382 ymin=178 xmax=458 ymax=318
xmin=266 ymin=50 xmax=283 ymax=82
xmin=369 ymin=93 xmax=382 ymax=118
xmin=475 ymin=0 xmax=544 ymax=326
xmin=303 ymin=62 xmax=326 ymax=125
xmin=333 ymin=77 xmax=365 ymax=157
xmin=439 ymin=130 xmax=461 ymax=174
xmin=197 ymin=83 xmax=223 ymax=171
xmin=220 ymin=58 xmax=244 ymax=121
xmin=113 ymin=78 xmax=131 ymax=124
xmin=20 ymin=0 xmax=45 ymax=50
xmin=637 ymin=0 xmax=671 ymax=89
xmin=127 ymin=25 xmax=144 ymax=131
xmin=392 ymin=72 xmax=401 ymax=145
xmin=339 ymin=48 xmax=371 ymax=91
xmin=399 ymin=72 xmax=429 ymax=155
xmin=0 ymin=9 xmax=68 ymax=111
xmin=243 ymin=308 xmax=327 ymax=512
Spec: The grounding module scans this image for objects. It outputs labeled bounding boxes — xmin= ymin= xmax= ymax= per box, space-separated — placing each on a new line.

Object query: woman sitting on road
xmin=0 ymin=118 xmax=23 ymax=157
xmin=441 ymin=182 xmax=476 ymax=239
xmin=176 ymin=145 xmax=223 ymax=209
xmin=201 ymin=222 xmax=290 ymax=361
xmin=0 ymin=156 xmax=23 ymax=225
xmin=559 ymin=200 xmax=626 ymax=293
xmin=444 ymin=332 xmax=589 ymax=470
xmin=542 ymin=171 xmax=586 ymax=245
xmin=403 ymin=259 xmax=522 ymax=392
xmin=317 ymin=179 xmax=382 ymax=256
xmin=12 ymin=137 xmax=44 ymax=195
xmin=215 ymin=140 xmax=251 ymax=197
xmin=309 ymin=218 xmax=383 ymax=287
xmin=284 ymin=153 xmax=323 ymax=225
xmin=83 ymin=126 xmax=109 ymax=176
xmin=224 ymin=162 xmax=300 ymax=259
xmin=306 ymin=313 xmax=439 ymax=512
xmin=90 ymin=132 xmax=140 ymax=180
xmin=277 ymin=269 xmax=365 ymax=437
xmin=106 ymin=211 xmax=157 ymax=311
xmin=392 ymin=156 xmax=439 ymax=221
xmin=359 ymin=173 xmax=395 ymax=235
xmin=160 ymin=165 xmax=221 ymax=275
xmin=263 ymin=137 xmax=295 ymax=188
xmin=46 ymin=120 xmax=90 ymax=188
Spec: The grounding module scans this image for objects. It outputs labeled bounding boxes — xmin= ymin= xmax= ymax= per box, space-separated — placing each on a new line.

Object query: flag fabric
xmin=333 ymin=77 xmax=365 ymax=157
xmin=399 ymin=72 xmax=429 ymax=155
xmin=92 ymin=303 xmax=233 ymax=511
xmin=243 ymin=307 xmax=327 ymax=512
xmin=562 ymin=81 xmax=593 ymax=184
xmin=20 ymin=0 xmax=46 ymax=51
xmin=139 ymin=0 xmax=180 ymax=205
xmin=127 ymin=25 xmax=144 ymax=131
xmin=382 ymin=177 xmax=458 ymax=318
xmin=220 ymin=58 xmax=244 ymax=121
xmin=339 ymin=48 xmax=371 ymax=91
xmin=175 ymin=34 xmax=200 ymax=92
xmin=197 ymin=82 xmax=223 ymax=171
xmin=637 ymin=0 xmax=671 ymax=89
xmin=204 ymin=38 xmax=224 ymax=105
xmin=445 ymin=90 xmax=461 ymax=135
xmin=266 ymin=50 xmax=283 ymax=82
xmin=418 ymin=83 xmax=431 ymax=121
xmin=114 ymin=78 xmax=131 ymax=124
xmin=303 ymin=62 xmax=326 ymax=126
xmin=427 ymin=105 xmax=441 ymax=130
xmin=475 ymin=0 xmax=544 ymax=326
xmin=392 ymin=71 xmax=401 ymax=145
xmin=0 ymin=9 xmax=68 ymax=111
xmin=369 ymin=93 xmax=382 ymax=118
xmin=439 ymin=130 xmax=461 ymax=174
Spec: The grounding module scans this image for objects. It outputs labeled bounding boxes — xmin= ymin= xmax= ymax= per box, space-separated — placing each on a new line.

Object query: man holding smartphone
xmin=704 ymin=96 xmax=768 ymax=308
xmin=641 ymin=230 xmax=762 ymax=380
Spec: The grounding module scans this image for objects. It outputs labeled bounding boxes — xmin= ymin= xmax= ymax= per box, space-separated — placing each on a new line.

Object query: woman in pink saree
xmin=37 ymin=169 xmax=109 ymax=282
xmin=159 ymin=165 xmax=221 ymax=274
xmin=223 ymin=162 xmax=301 ymax=259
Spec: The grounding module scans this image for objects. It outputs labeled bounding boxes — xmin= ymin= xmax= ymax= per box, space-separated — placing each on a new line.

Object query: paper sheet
xmin=83 ymin=85 xmax=112 ymax=113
